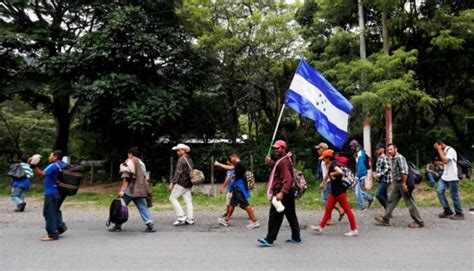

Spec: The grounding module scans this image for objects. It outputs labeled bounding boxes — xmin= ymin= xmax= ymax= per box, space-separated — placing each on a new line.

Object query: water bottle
xmin=272 ymin=197 xmax=285 ymax=213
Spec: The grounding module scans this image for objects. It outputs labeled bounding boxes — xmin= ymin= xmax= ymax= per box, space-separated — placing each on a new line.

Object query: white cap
xmin=172 ymin=143 xmax=190 ymax=152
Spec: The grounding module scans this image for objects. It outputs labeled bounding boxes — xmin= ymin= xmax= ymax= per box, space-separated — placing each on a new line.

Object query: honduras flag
xmin=284 ymin=59 xmax=353 ymax=149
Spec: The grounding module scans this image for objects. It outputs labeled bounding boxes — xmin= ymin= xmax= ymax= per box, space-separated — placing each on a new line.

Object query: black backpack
xmin=457 ymin=153 xmax=472 ymax=178
xmin=407 ymin=161 xmax=422 ymax=191
xmin=8 ymin=163 xmax=26 ymax=179
xmin=55 ymin=163 xmax=85 ymax=196
xmin=106 ymin=198 xmax=129 ymax=226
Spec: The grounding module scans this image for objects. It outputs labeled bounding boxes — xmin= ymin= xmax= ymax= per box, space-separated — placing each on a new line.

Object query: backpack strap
xmin=183 ymin=156 xmax=193 ymax=170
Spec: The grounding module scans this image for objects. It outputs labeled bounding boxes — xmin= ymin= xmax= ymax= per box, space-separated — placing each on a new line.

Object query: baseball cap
xmin=272 ymin=140 xmax=287 ymax=149
xmin=314 ymin=143 xmax=329 ymax=150
xmin=172 ymin=143 xmax=191 ymax=152
xmin=319 ymin=149 xmax=334 ymax=160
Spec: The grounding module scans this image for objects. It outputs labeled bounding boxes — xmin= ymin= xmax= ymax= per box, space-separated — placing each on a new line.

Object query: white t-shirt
xmin=441 ymin=146 xmax=458 ymax=181
xmin=321 ymin=160 xmax=328 ymax=181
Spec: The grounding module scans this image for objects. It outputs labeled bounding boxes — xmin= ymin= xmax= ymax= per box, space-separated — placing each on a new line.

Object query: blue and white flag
xmin=284 ymin=59 xmax=353 ymax=149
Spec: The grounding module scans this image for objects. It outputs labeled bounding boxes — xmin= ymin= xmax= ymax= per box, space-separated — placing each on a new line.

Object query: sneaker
xmin=41 ymin=235 xmax=58 ymax=241
xmin=218 ymin=217 xmax=229 ymax=227
xmin=285 ymin=238 xmax=302 ymax=244
xmin=185 ymin=219 xmax=195 ymax=225
xmin=450 ymin=214 xmax=465 ymax=220
xmin=344 ymin=229 xmax=359 ymax=237
xmin=246 ymin=221 xmax=260 ymax=229
xmin=367 ymin=199 xmax=374 ymax=209
xmin=374 ymin=216 xmax=390 ymax=226
xmin=257 ymin=238 xmax=272 ymax=247
xmin=173 ymin=216 xmax=187 ymax=226
xmin=439 ymin=211 xmax=454 ymax=218
xmin=143 ymin=224 xmax=156 ymax=233
xmin=19 ymin=202 xmax=26 ymax=212
xmin=108 ymin=225 xmax=122 ymax=232
xmin=58 ymin=226 xmax=68 ymax=235
xmin=408 ymin=222 xmax=424 ymax=228
xmin=310 ymin=225 xmax=323 ymax=234
xmin=326 ymin=219 xmax=335 ymax=226
xmin=358 ymin=208 xmax=368 ymax=212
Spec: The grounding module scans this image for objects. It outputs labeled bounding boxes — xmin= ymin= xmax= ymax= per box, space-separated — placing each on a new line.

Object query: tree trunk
xmin=382 ymin=10 xmax=389 ymax=55
xmin=52 ymin=95 xmax=72 ymax=154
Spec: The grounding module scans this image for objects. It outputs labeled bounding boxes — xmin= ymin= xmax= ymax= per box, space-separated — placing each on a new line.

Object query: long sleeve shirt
xmin=270 ymin=155 xmax=293 ymax=196
xmin=391 ymin=153 xmax=409 ymax=182
xmin=172 ymin=155 xmax=193 ymax=188
xmin=375 ymin=154 xmax=392 ymax=183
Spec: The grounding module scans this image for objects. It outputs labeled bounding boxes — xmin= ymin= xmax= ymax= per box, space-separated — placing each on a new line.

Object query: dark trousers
xmin=265 ymin=192 xmax=300 ymax=243
xmin=43 ymin=194 xmax=67 ymax=238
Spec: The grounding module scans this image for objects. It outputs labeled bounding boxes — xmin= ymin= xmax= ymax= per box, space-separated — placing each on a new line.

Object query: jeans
xmin=43 ymin=194 xmax=62 ymax=238
xmin=321 ymin=181 xmax=331 ymax=206
xmin=426 ymin=173 xmax=439 ymax=186
xmin=354 ymin=176 xmax=373 ymax=209
xmin=437 ymin=179 xmax=463 ymax=215
xmin=375 ymin=182 xmax=390 ymax=209
xmin=169 ymin=184 xmax=194 ymax=220
xmin=266 ymin=191 xmax=300 ymax=243
xmin=122 ymin=194 xmax=153 ymax=225
xmin=11 ymin=187 xmax=25 ymax=206
xmin=383 ymin=182 xmax=424 ymax=225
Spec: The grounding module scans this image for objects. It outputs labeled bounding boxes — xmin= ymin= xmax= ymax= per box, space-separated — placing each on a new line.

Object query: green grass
xmin=2 ymin=177 xmax=474 ymax=210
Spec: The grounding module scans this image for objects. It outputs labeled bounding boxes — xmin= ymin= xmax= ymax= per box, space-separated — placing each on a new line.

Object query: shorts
xmin=230 ymin=188 xmax=249 ymax=209
xmin=225 ymin=192 xmax=233 ymax=206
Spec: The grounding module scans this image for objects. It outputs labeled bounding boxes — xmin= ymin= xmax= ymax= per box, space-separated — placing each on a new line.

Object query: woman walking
xmin=311 ymin=149 xmax=358 ymax=237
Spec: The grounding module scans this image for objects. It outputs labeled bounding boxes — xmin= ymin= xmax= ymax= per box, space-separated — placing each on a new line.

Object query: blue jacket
xmin=355 ymin=149 xmax=368 ymax=178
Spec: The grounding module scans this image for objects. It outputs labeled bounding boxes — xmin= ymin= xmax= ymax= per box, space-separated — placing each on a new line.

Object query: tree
xmin=178 ymin=0 xmax=303 ymax=141
xmin=0 ymin=0 xmax=104 ymax=154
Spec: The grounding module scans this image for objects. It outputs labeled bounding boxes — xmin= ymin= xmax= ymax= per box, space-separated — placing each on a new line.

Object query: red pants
xmin=320 ymin=193 xmax=357 ymax=230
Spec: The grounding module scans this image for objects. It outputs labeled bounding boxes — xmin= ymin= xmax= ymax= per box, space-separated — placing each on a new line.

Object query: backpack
xmin=457 ymin=154 xmax=472 ymax=178
xmin=292 ymin=168 xmax=307 ymax=199
xmin=407 ymin=161 xmax=422 ymax=191
xmin=340 ymin=166 xmax=356 ymax=189
xmin=8 ymin=163 xmax=26 ymax=179
xmin=106 ymin=198 xmax=129 ymax=226
xmin=55 ymin=163 xmax=84 ymax=196
xmin=245 ymin=171 xmax=256 ymax=190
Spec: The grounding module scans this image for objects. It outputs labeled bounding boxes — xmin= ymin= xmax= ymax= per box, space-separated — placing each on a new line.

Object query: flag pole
xmin=267 ymin=104 xmax=286 ymax=156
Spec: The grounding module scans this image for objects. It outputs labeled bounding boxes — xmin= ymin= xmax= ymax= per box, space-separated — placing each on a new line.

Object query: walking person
xmin=373 ymin=143 xmax=392 ymax=210
xmin=434 ymin=139 xmax=465 ymax=220
xmin=258 ymin=140 xmax=301 ymax=247
xmin=10 ymin=155 xmax=33 ymax=212
xmin=375 ymin=144 xmax=424 ymax=228
xmin=316 ymin=143 xmax=345 ymax=224
xmin=31 ymin=150 xmax=69 ymax=241
xmin=216 ymin=159 xmax=235 ymax=217
xmin=168 ymin=143 xmax=195 ymax=226
xmin=215 ymin=152 xmax=259 ymax=229
xmin=109 ymin=147 xmax=155 ymax=232
xmin=311 ymin=149 xmax=358 ymax=236
xmin=349 ymin=140 xmax=374 ymax=211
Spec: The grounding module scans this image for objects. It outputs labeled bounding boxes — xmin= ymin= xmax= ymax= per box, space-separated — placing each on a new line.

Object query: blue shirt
xmin=43 ymin=160 xmax=67 ymax=196
xmin=11 ymin=163 xmax=33 ymax=190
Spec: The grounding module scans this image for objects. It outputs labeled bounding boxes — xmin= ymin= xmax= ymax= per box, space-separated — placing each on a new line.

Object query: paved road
xmin=1 ymin=198 xmax=473 ymax=270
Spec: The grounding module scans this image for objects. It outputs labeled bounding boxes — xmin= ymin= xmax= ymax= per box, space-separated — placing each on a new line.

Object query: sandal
xmin=338 ymin=212 xmax=346 ymax=221
xmin=257 ymin=238 xmax=272 ymax=247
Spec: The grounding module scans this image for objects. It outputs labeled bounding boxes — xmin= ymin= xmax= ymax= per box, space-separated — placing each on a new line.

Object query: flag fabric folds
xmin=284 ymin=59 xmax=353 ymax=149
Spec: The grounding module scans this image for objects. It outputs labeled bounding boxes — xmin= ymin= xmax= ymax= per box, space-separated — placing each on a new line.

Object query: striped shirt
xmin=20 ymin=162 xmax=33 ymax=178
xmin=375 ymin=154 xmax=392 ymax=183
xmin=391 ymin=153 xmax=409 ymax=182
